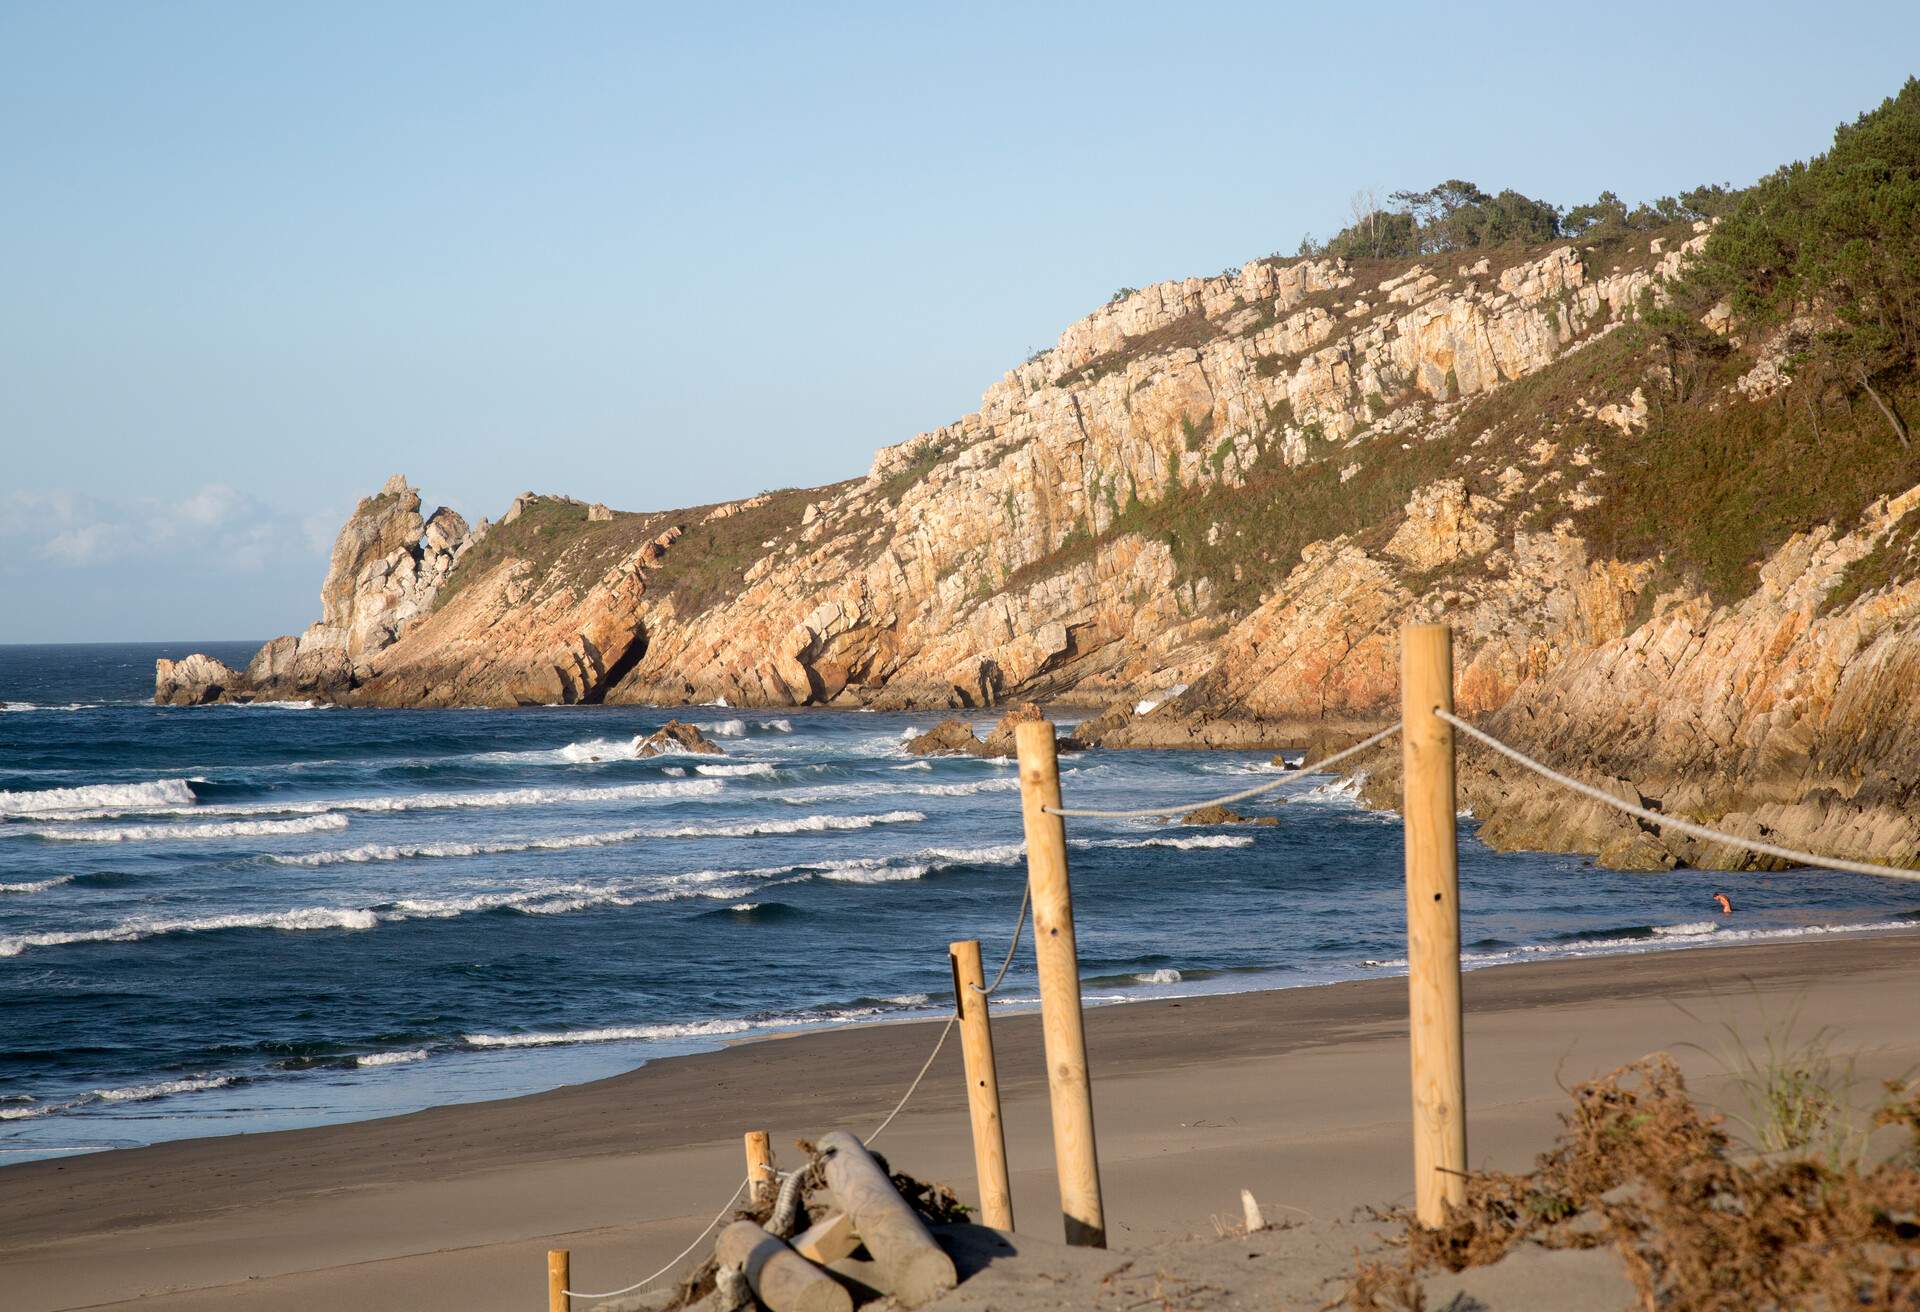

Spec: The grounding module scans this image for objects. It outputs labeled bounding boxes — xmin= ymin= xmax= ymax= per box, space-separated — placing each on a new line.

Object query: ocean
xmin=3 ymin=642 xmax=1916 ymax=1165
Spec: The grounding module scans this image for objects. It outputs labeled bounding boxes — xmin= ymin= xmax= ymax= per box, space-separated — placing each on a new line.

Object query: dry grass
xmin=1342 ymin=1054 xmax=1920 ymax=1310
xmin=1679 ymin=995 xmax=1862 ymax=1162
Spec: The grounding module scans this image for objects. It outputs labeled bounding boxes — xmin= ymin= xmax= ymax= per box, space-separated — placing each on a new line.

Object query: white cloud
xmin=0 ymin=484 xmax=334 ymax=575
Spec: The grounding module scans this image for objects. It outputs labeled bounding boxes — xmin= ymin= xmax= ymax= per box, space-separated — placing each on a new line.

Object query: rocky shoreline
xmin=159 ymin=228 xmax=1920 ymax=877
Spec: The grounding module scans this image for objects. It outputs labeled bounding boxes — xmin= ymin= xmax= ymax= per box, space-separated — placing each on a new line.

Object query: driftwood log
xmin=818 ymin=1131 xmax=958 ymax=1307
xmin=714 ymin=1221 xmax=852 ymax=1312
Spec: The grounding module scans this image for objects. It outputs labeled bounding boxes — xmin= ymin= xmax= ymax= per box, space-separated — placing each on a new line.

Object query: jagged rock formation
xmin=160 ymin=219 xmax=1920 ymax=869
xmin=1180 ymin=805 xmax=1279 ymax=826
xmin=154 ymin=652 xmax=247 ymax=706
xmin=635 ymin=720 xmax=723 ymax=757
xmin=904 ymin=703 xmax=1079 ymax=758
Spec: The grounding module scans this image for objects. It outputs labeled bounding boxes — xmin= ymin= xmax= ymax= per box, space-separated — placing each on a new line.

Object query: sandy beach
xmin=0 ymin=930 xmax=1913 ymax=1310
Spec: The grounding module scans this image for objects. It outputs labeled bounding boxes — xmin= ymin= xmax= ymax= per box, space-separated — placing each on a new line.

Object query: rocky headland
xmin=162 ymin=88 xmax=1920 ymax=873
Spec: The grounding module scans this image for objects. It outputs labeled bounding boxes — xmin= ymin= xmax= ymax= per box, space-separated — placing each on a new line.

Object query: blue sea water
xmin=3 ymin=643 xmax=1916 ymax=1165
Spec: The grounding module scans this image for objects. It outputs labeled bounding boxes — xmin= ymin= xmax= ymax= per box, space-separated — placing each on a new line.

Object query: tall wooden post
xmin=949 ymin=938 xmax=1015 ymax=1231
xmin=744 ymin=1129 xmax=775 ymax=1207
xmin=1014 ymin=719 xmax=1106 ymax=1248
xmin=547 ymin=1248 xmax=571 ymax=1312
xmin=1400 ymin=623 xmax=1467 ymax=1226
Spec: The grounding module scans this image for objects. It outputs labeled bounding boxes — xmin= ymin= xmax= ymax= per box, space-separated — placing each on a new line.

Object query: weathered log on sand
xmin=817 ymin=1131 xmax=958 ymax=1307
xmin=714 ymin=1221 xmax=852 ymax=1312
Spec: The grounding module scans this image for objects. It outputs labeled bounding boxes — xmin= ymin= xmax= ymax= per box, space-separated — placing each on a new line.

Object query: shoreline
xmin=4 ymin=907 xmax=1912 ymax=1167
xmin=3 ymin=930 xmax=1917 ymax=1310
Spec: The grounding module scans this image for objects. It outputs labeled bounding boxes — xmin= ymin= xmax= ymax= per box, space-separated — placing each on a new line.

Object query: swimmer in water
xmin=1713 ymin=892 xmax=1733 ymax=914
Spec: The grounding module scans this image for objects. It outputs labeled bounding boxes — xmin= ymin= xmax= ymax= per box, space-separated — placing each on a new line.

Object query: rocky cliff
xmin=162 ymin=219 xmax=1920 ymax=870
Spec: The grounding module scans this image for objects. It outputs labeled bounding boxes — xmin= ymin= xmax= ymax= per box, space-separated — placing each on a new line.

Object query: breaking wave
xmin=0 ymin=778 xmax=197 ymax=818
xmin=463 ymin=1018 xmax=754 ymax=1049
xmin=0 ymin=875 xmax=76 ymax=895
xmin=20 ymin=778 xmax=726 ymax=824
xmin=31 ymin=814 xmax=349 ymax=843
xmin=0 ymin=1075 xmax=236 ymax=1121
xmin=1077 ymin=834 xmax=1256 ymax=850
xmin=356 ymin=1049 xmax=428 ymax=1068
xmin=1359 ymin=917 xmax=1917 ymax=971
xmin=700 ymin=718 xmax=794 ymax=738
xmin=273 ymin=810 xmax=927 ymax=866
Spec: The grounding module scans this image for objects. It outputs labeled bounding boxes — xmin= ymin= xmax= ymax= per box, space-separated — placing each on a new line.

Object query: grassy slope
xmin=430 ymin=80 xmax=1920 ymax=636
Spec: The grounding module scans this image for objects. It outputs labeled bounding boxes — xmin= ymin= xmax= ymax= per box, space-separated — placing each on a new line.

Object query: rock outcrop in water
xmin=163 ymin=207 xmax=1920 ymax=869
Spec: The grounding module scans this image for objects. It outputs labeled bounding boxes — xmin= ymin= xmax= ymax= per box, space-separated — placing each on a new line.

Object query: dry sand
xmin=2 ymin=931 xmax=1916 ymax=1310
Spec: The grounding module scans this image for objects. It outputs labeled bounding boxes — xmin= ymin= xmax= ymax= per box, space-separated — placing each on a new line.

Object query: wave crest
xmin=0 ymin=779 xmax=196 ymax=817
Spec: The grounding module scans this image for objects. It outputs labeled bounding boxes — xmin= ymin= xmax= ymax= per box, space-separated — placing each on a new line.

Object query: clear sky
xmin=3 ymin=2 xmax=1915 ymax=642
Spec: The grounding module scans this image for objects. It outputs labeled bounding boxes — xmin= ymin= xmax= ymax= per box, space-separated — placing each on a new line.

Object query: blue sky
xmin=2 ymin=2 xmax=1915 ymax=642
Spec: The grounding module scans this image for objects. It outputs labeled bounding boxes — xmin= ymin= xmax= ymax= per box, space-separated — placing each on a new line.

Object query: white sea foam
xmin=702 ymin=718 xmax=747 ymax=737
xmin=272 ymin=829 xmax=655 ymax=866
xmin=694 ymin=762 xmax=776 ymax=778
xmin=1134 ymin=683 xmax=1188 ymax=715
xmin=559 ymin=737 xmax=643 ymax=762
xmin=1140 ymin=834 xmax=1255 ymax=849
xmin=892 ymin=761 xmax=932 ymax=771
xmin=1133 ymin=968 xmax=1183 ymax=984
xmin=0 ymin=906 xmax=383 ymax=957
xmin=357 ymin=1049 xmax=428 ymax=1067
xmin=1294 ymin=774 xmax=1364 ymax=805
xmin=1078 ymin=834 xmax=1256 ymax=851
xmin=768 ymin=841 xmax=1025 ymax=887
xmin=24 ymin=777 xmax=727 ymax=824
xmin=645 ymin=810 xmax=925 ymax=839
xmin=32 ymin=814 xmax=349 ymax=843
xmin=463 ymin=1018 xmax=753 ymax=1049
xmin=96 ymin=1075 xmax=233 ymax=1103
xmin=0 ymin=875 xmax=75 ymax=894
xmin=774 ymin=777 xmax=1019 ymax=806
xmin=819 ymin=863 xmax=931 ymax=883
xmin=2 ymin=1075 xmax=235 ymax=1120
xmin=3 ymin=701 xmax=103 ymax=712
xmin=1360 ymin=918 xmax=1916 ymax=972
xmin=276 ymin=811 xmax=927 ymax=867
xmin=0 ymin=778 xmax=197 ymax=817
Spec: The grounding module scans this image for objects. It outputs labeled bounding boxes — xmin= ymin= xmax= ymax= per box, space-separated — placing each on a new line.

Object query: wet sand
xmin=2 ymin=931 xmax=1916 ymax=1310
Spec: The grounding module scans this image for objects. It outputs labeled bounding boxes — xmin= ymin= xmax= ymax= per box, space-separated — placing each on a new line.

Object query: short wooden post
xmin=1014 ymin=719 xmax=1106 ymax=1249
xmin=744 ymin=1129 xmax=775 ymax=1206
xmin=547 ymin=1248 xmax=570 ymax=1312
xmin=1400 ymin=623 xmax=1467 ymax=1226
xmin=949 ymin=938 xmax=1015 ymax=1231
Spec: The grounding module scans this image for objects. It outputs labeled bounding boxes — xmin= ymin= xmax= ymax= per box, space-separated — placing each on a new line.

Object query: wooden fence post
xmin=547 ymin=1248 xmax=570 ymax=1312
xmin=1400 ymin=623 xmax=1467 ymax=1226
xmin=949 ymin=938 xmax=1015 ymax=1231
xmin=744 ymin=1129 xmax=775 ymax=1207
xmin=1014 ymin=719 xmax=1106 ymax=1248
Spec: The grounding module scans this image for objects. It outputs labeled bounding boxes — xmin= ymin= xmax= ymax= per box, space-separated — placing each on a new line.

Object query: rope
xmin=563 ymin=1176 xmax=748 ymax=1302
xmin=1042 ymin=723 xmax=1403 ymax=819
xmin=971 ymin=883 xmax=1030 ymax=995
xmin=1436 ymin=709 xmax=1920 ymax=884
xmin=864 ymin=1015 xmax=955 ymax=1144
